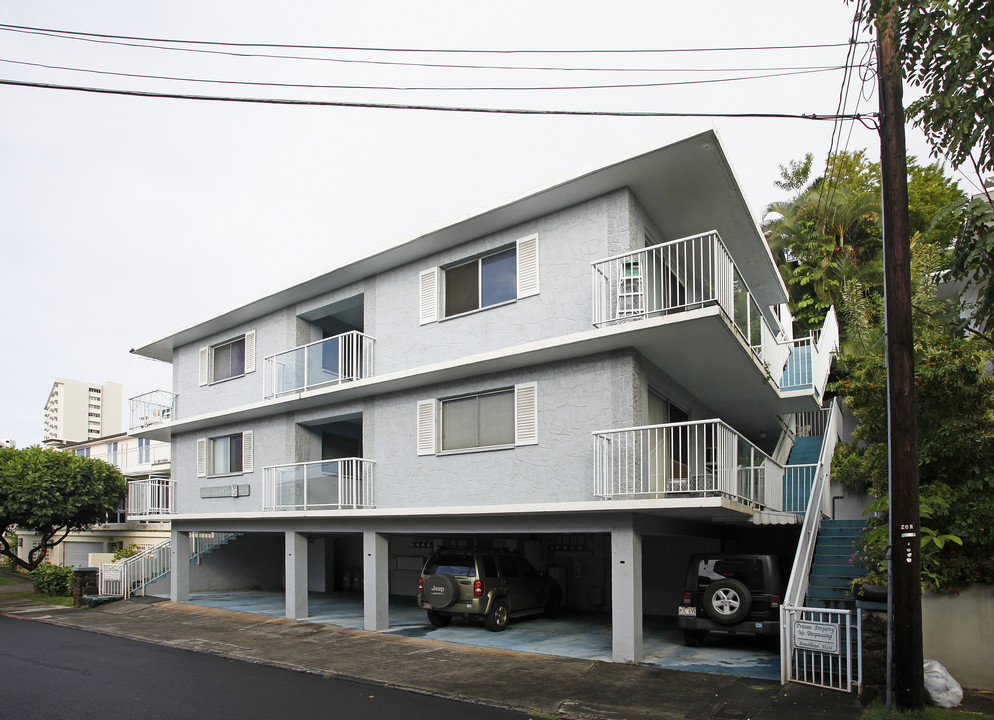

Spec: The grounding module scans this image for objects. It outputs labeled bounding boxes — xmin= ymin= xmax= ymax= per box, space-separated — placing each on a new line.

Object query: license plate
xmin=678 ymin=606 xmax=697 ymax=617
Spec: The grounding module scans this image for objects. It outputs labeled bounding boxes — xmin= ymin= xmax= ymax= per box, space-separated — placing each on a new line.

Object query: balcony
xmin=593 ymin=419 xmax=786 ymax=511
xmin=264 ymin=330 xmax=375 ymax=399
xmin=127 ymin=477 xmax=175 ymax=517
xmin=91 ymin=441 xmax=171 ymax=475
xmin=590 ymin=231 xmax=837 ymax=401
xmin=130 ymin=390 xmax=177 ymax=431
xmin=262 ymin=457 xmax=374 ymax=511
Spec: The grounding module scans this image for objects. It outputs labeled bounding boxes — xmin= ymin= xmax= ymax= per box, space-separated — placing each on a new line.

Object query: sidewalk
xmin=0 ymin=572 xmax=865 ymax=720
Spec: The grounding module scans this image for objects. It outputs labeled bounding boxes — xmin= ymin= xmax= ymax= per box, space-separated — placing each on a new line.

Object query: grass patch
xmin=863 ymin=701 xmax=994 ymax=719
xmin=2 ymin=591 xmax=74 ymax=607
xmin=0 ymin=576 xmax=18 ymax=586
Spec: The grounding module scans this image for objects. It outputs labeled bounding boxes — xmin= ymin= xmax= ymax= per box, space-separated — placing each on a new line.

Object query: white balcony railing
xmin=593 ymin=419 xmax=784 ymax=511
xmin=264 ymin=331 xmax=375 ymax=399
xmin=779 ymin=306 xmax=839 ymax=397
xmin=263 ymin=457 xmax=374 ymax=511
xmin=130 ymin=390 xmax=177 ymax=431
xmin=127 ymin=477 xmax=175 ymax=517
xmin=88 ymin=441 xmax=171 ymax=473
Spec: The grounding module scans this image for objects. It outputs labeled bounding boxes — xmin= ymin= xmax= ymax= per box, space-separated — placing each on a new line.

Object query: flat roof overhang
xmin=137 ymin=308 xmax=820 ymax=447
xmin=132 ymin=128 xmax=787 ymax=363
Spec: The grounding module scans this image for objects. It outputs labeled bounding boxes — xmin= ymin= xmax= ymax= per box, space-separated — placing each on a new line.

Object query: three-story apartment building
xmin=129 ymin=129 xmax=837 ymax=662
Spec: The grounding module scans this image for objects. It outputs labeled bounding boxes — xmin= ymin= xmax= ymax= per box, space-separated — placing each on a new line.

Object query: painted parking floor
xmin=164 ymin=590 xmax=780 ymax=680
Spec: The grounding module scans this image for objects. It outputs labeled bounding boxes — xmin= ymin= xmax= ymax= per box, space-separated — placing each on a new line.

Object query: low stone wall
xmin=922 ymin=584 xmax=994 ymax=691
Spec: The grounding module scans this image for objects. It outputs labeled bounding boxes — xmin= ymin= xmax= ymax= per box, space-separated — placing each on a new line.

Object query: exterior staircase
xmin=95 ymin=532 xmax=242 ymax=601
xmin=782 ymin=435 xmax=824 ymax=513
xmin=804 ymin=519 xmax=867 ymax=609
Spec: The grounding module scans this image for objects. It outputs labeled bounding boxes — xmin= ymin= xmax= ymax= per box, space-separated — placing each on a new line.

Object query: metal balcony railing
xmin=87 ymin=442 xmax=171 ymax=473
xmin=129 ymin=390 xmax=177 ymax=431
xmin=593 ymin=419 xmax=784 ymax=510
xmin=263 ymin=457 xmax=374 ymax=511
xmin=127 ymin=477 xmax=175 ymax=517
xmin=264 ymin=330 xmax=375 ymax=399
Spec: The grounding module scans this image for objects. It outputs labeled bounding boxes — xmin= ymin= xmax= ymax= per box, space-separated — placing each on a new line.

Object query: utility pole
xmin=876 ymin=2 xmax=925 ymax=711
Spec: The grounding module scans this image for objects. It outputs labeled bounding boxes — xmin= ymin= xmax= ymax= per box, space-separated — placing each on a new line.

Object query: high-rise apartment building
xmin=43 ymin=378 xmax=123 ymax=445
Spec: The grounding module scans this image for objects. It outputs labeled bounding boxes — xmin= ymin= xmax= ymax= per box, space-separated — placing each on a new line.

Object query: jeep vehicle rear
xmin=418 ymin=549 xmax=561 ymax=631
xmin=677 ymin=553 xmax=785 ymax=647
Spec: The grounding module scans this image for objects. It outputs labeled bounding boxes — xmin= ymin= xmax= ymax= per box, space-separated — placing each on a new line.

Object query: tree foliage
xmin=852 ymin=0 xmax=994 ymax=176
xmin=0 ymin=446 xmax=126 ymax=571
xmin=830 ymin=245 xmax=994 ymax=591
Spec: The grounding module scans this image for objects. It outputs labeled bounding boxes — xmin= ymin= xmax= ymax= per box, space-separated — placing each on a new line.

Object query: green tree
xmin=0 ymin=446 xmax=126 ymax=571
xmin=831 ymin=242 xmax=994 ymax=591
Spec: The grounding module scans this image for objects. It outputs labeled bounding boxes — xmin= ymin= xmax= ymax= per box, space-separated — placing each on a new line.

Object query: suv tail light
xmin=474 ymin=580 xmax=484 ymax=597
xmin=770 ymin=594 xmax=781 ymax=609
xmin=418 ymin=578 xmax=424 ymax=594
xmin=681 ymin=591 xmax=693 ymax=605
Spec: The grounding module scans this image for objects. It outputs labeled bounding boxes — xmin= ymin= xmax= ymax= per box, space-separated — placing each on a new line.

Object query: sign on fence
xmin=793 ymin=619 xmax=840 ymax=654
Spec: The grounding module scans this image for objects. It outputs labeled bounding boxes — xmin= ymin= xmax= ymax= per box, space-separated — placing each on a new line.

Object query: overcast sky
xmin=0 ymin=1 xmax=952 ymax=449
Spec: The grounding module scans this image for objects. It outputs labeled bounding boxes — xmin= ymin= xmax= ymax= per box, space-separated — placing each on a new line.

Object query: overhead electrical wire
xmin=0 ymin=24 xmax=869 ymax=73
xmin=0 ymin=77 xmax=878 ymax=120
xmin=0 ymin=57 xmax=849 ymax=92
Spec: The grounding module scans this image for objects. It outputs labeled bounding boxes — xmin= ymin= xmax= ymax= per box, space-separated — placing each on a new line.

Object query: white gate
xmin=782 ymin=605 xmax=861 ymax=692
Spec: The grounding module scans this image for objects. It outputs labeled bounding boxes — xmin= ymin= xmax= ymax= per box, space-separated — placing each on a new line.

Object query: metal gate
xmin=783 ymin=605 xmax=861 ymax=692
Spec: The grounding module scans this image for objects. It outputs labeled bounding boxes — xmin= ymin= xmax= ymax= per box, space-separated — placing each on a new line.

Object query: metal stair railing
xmin=98 ymin=532 xmax=240 ymax=599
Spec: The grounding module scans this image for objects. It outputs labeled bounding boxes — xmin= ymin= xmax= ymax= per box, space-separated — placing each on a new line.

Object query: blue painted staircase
xmin=805 ymin=519 xmax=867 ymax=609
xmin=783 ymin=435 xmax=824 ymax=512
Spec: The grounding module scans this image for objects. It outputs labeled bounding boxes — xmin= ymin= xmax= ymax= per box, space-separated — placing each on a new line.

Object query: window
xmin=417 ymin=382 xmax=538 ymax=455
xmin=199 ymin=330 xmax=256 ymax=386
xmin=137 ymin=437 xmax=150 ymax=464
xmin=75 ymin=447 xmax=90 ymax=457
xmin=197 ymin=431 xmax=254 ymax=477
xmin=107 ymin=442 xmax=118 ymax=466
xmin=419 ymin=234 xmax=539 ymax=324
xmin=441 ymin=389 xmax=514 ymax=451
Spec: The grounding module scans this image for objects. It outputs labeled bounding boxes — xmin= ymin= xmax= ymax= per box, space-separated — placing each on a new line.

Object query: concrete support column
xmin=363 ymin=531 xmax=389 ymax=631
xmin=170 ymin=530 xmax=190 ymax=603
xmin=611 ymin=521 xmax=643 ymax=663
xmin=285 ymin=531 xmax=308 ymax=620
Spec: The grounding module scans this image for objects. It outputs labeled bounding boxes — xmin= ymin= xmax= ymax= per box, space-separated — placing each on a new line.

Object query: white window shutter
xmin=416 ymin=399 xmax=436 ymax=456
xmin=419 ymin=268 xmax=439 ymax=325
xmin=514 ymin=382 xmax=538 ymax=446
xmin=244 ymin=330 xmax=256 ymax=374
xmin=242 ymin=431 xmax=254 ymax=472
xmin=198 ymin=347 xmax=209 ymax=386
xmin=516 ymin=234 xmax=540 ymax=298
xmin=196 ymin=438 xmax=207 ymax=477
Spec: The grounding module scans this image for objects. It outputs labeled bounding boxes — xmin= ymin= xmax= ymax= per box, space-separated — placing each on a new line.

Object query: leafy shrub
xmin=113 ymin=544 xmax=141 ymax=562
xmin=29 ymin=564 xmax=75 ymax=596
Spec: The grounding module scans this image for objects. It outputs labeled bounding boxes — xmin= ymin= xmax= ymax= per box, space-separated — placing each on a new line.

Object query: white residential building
xmin=127 ymin=129 xmax=840 ymax=664
xmin=43 ymin=378 xmax=123 ymax=445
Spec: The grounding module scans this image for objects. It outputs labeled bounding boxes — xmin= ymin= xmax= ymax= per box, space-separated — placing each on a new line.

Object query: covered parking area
xmin=166 ymin=505 xmax=795 ymax=679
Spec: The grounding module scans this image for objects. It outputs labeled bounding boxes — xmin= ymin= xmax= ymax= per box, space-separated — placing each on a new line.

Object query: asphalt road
xmin=0 ymin=616 xmax=529 ymax=720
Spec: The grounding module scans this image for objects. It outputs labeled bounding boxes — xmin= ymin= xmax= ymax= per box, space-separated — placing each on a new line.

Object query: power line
xmin=0 ymin=57 xmax=849 ymax=92
xmin=0 ymin=77 xmax=879 ymax=120
xmin=0 ymin=23 xmax=862 ymax=55
xmin=0 ymin=25 xmax=865 ymax=73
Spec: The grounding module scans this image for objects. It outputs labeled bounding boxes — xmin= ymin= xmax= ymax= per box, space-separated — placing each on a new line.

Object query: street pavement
xmin=0 ymin=571 xmax=876 ymax=720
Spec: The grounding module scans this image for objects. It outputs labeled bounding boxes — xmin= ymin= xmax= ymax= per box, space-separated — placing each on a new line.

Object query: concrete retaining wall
xmin=922 ymin=584 xmax=994 ymax=691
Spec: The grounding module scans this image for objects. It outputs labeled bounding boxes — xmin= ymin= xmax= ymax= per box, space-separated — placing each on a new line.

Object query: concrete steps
xmin=804 ymin=519 xmax=867 ymax=610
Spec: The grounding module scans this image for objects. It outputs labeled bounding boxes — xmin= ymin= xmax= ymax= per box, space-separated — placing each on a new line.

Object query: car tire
xmin=426 ymin=610 xmax=452 ymax=627
xmin=423 ymin=574 xmax=458 ymax=609
xmin=543 ymin=589 xmax=563 ymax=619
xmin=683 ymin=629 xmax=707 ymax=647
xmin=703 ymin=578 xmax=752 ymax=624
xmin=485 ymin=599 xmax=509 ymax=632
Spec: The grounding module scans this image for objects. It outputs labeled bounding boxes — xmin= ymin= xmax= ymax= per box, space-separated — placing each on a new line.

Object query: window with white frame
xmin=417 ymin=382 xmax=538 ymax=455
xmin=419 ymin=235 xmax=539 ymax=324
xmin=197 ymin=431 xmax=253 ymax=477
xmin=199 ymin=331 xmax=256 ymax=386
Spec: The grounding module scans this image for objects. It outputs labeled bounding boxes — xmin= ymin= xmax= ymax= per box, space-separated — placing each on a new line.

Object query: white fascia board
xmin=163 ymin=494 xmax=753 ymax=523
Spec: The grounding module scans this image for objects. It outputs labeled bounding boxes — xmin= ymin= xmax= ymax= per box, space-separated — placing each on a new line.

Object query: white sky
xmin=0 ymin=1 xmax=950 ymax=448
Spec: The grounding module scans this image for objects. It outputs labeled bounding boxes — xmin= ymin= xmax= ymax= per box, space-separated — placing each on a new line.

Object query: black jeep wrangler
xmin=677 ymin=553 xmax=785 ymax=647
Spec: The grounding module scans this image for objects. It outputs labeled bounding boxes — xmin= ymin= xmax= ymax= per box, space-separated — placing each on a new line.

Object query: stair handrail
xmin=99 ymin=538 xmax=171 ymax=599
xmin=780 ymin=396 xmax=843 ymax=683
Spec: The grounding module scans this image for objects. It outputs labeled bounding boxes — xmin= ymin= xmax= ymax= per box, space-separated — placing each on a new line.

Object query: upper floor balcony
xmin=130 ymin=390 xmax=177 ymax=432
xmin=127 ymin=477 xmax=175 ymax=518
xmin=591 ymin=231 xmax=837 ymax=402
xmin=264 ymin=330 xmax=375 ymax=399
xmin=87 ymin=440 xmax=171 ymax=475
xmin=262 ymin=457 xmax=375 ymax=511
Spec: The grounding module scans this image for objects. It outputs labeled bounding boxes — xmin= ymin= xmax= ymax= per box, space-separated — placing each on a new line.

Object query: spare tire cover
xmin=424 ymin=574 xmax=458 ymax=608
